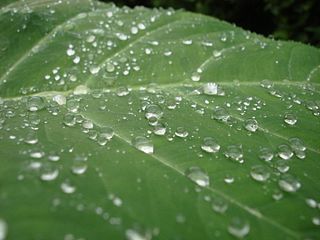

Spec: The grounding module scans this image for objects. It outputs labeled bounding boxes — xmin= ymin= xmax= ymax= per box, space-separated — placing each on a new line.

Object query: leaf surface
xmin=0 ymin=1 xmax=320 ymax=239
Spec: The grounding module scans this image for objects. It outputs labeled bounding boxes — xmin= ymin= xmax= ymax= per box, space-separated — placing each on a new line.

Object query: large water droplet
xmin=201 ymin=137 xmax=220 ymax=153
xmin=250 ymin=165 xmax=270 ymax=182
xmin=278 ymin=174 xmax=301 ymax=192
xmin=228 ymin=217 xmax=250 ymax=238
xmin=185 ymin=166 xmax=209 ymax=187
xmin=132 ymin=136 xmax=154 ymax=154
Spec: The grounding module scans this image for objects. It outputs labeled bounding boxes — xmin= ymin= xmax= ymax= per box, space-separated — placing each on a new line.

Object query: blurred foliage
xmin=101 ymin=0 xmax=320 ymax=46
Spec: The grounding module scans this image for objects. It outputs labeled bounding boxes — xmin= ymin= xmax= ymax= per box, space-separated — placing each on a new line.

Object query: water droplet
xmin=82 ymin=120 xmax=94 ymax=130
xmin=259 ymin=147 xmax=274 ymax=161
xmin=306 ymin=198 xmax=317 ymax=208
xmin=185 ymin=166 xmax=209 ymax=187
xmin=228 ymin=217 xmax=250 ymax=238
xmin=66 ymin=48 xmax=75 ymax=56
xmin=260 ymin=79 xmax=274 ymax=89
xmin=0 ymin=219 xmax=7 ymax=240
xmin=244 ymin=118 xmax=258 ymax=132
xmin=212 ymin=107 xmax=230 ymax=122
xmin=224 ymin=145 xmax=243 ymax=162
xmin=288 ymin=138 xmax=306 ymax=152
xmin=52 ymin=95 xmax=66 ymax=105
xmin=278 ymin=144 xmax=293 ymax=160
xmin=191 ymin=72 xmax=201 ymax=82
xmin=145 ymin=104 xmax=163 ymax=120
xmin=284 ymin=113 xmax=297 ymax=125
xmin=90 ymin=65 xmax=100 ymax=75
xmin=132 ymin=136 xmax=154 ymax=154
xmin=212 ymin=196 xmax=228 ymax=213
xmin=175 ymin=127 xmax=189 ymax=138
xmin=213 ymin=50 xmax=222 ymax=58
xmin=61 ymin=180 xmax=76 ymax=194
xmin=26 ymin=96 xmax=45 ymax=112
xmin=116 ymin=86 xmax=130 ymax=96
xmin=278 ymin=174 xmax=301 ymax=192
xmin=224 ymin=174 xmax=234 ymax=184
xmin=182 ymin=39 xmax=193 ymax=45
xmin=275 ymin=159 xmax=290 ymax=173
xmin=66 ymin=99 xmax=80 ymax=112
xmin=71 ymin=155 xmax=88 ymax=175
xmin=312 ymin=216 xmax=320 ymax=226
xmin=201 ymin=137 xmax=220 ymax=153
xmin=100 ymin=126 xmax=114 ymax=140
xmin=63 ymin=113 xmax=76 ymax=127
xmin=250 ymin=165 xmax=270 ymax=182
xmin=24 ymin=130 xmax=38 ymax=145
xmin=202 ymin=82 xmax=216 ymax=95
xmin=40 ymin=165 xmax=59 ymax=181
xmin=106 ymin=62 xmax=115 ymax=72
xmin=125 ymin=229 xmax=150 ymax=240
xmin=153 ymin=123 xmax=166 ymax=136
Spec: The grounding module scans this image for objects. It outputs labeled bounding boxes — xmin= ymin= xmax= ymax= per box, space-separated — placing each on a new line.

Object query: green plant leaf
xmin=0 ymin=0 xmax=320 ymax=239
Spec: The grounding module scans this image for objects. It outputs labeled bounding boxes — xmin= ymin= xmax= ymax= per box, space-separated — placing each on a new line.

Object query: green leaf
xmin=0 ymin=0 xmax=320 ymax=239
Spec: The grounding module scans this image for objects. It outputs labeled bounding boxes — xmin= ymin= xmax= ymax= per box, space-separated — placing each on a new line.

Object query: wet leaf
xmin=0 ymin=0 xmax=320 ymax=239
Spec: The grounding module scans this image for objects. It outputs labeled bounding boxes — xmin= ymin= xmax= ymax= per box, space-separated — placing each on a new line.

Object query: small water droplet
xmin=185 ymin=166 xmax=209 ymax=187
xmin=191 ymin=72 xmax=201 ymax=82
xmin=90 ymin=65 xmax=100 ymax=75
xmin=259 ymin=147 xmax=274 ymax=161
xmin=213 ymin=50 xmax=222 ymax=58
xmin=288 ymin=137 xmax=306 ymax=152
xmin=63 ymin=113 xmax=76 ymax=127
xmin=175 ymin=127 xmax=189 ymax=138
xmin=228 ymin=217 xmax=250 ymax=238
xmin=212 ymin=196 xmax=228 ymax=213
xmin=212 ymin=107 xmax=230 ymax=122
xmin=26 ymin=96 xmax=45 ymax=112
xmin=61 ymin=180 xmax=76 ymax=194
xmin=145 ymin=104 xmax=163 ymax=120
xmin=244 ymin=118 xmax=258 ymax=132
xmin=250 ymin=165 xmax=270 ymax=182
xmin=278 ymin=144 xmax=293 ymax=160
xmin=40 ymin=165 xmax=59 ymax=181
xmin=201 ymin=137 xmax=220 ymax=153
xmin=116 ymin=86 xmax=130 ymax=96
xmin=284 ymin=113 xmax=297 ymax=125
xmin=278 ymin=174 xmax=301 ymax=192
xmin=275 ymin=159 xmax=290 ymax=173
xmin=52 ymin=95 xmax=66 ymax=105
xmin=132 ymin=136 xmax=154 ymax=154
xmin=153 ymin=123 xmax=166 ymax=136
xmin=106 ymin=62 xmax=115 ymax=72
xmin=312 ymin=216 xmax=320 ymax=226
xmin=0 ymin=219 xmax=7 ymax=240
xmin=224 ymin=145 xmax=243 ymax=162
xmin=71 ymin=155 xmax=88 ymax=175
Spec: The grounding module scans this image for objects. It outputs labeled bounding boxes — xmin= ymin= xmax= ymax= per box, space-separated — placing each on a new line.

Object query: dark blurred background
xmin=100 ymin=0 xmax=320 ymax=47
